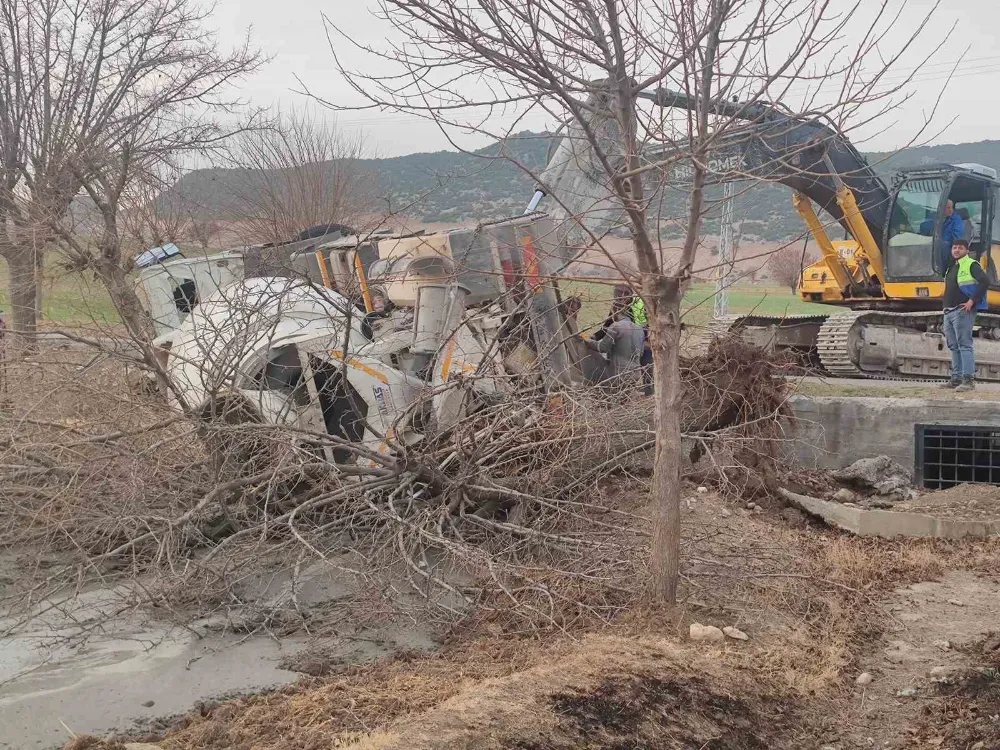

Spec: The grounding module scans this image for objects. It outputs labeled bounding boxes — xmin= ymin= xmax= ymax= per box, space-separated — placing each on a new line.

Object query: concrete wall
xmin=788 ymin=395 xmax=1000 ymax=476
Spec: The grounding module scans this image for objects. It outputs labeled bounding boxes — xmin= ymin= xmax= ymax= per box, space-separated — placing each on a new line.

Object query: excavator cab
xmin=885 ymin=164 xmax=1000 ymax=289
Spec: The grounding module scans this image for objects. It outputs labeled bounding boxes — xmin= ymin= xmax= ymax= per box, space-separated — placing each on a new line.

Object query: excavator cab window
xmin=886 ymin=173 xmax=995 ymax=280
xmin=990 ymin=187 xmax=1000 ymax=283
xmin=886 ymin=177 xmax=944 ymax=279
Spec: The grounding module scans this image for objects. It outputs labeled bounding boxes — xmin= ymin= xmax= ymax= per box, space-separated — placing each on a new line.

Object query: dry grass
xmin=150 ymin=633 xmax=822 ymax=750
xmin=98 ymin=489 xmax=996 ymax=750
xmin=147 ymin=640 xmax=541 ymax=749
xmin=63 ymin=739 xmax=127 ymax=750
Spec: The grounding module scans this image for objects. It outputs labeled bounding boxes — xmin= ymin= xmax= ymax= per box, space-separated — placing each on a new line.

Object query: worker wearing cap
xmin=940 ymin=238 xmax=987 ymax=392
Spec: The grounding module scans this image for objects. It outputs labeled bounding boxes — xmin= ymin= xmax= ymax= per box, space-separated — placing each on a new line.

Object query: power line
xmin=782 ymin=62 xmax=1000 ymax=96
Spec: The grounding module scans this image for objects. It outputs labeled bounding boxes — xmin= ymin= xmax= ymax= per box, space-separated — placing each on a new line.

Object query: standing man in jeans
xmin=941 ymin=239 xmax=988 ymax=392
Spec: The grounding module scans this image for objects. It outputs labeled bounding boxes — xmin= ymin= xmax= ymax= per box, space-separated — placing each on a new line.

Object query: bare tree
xmin=0 ymin=0 xmax=62 ymax=348
xmin=187 ymin=215 xmax=223 ymax=251
xmin=0 ymin=0 xmax=261 ymax=349
xmin=226 ymin=110 xmax=375 ymax=246
xmin=768 ymin=243 xmax=818 ymax=294
xmin=120 ymin=173 xmax=190 ymax=253
xmin=322 ymin=0 xmax=947 ymax=604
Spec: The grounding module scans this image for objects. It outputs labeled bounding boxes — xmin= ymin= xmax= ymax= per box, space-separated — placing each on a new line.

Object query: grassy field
xmin=0 ymin=258 xmax=121 ymax=328
xmin=562 ymin=279 xmax=831 ymax=333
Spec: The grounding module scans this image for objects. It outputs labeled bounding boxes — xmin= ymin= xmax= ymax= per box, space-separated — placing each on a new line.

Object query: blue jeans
xmin=943 ymin=307 xmax=976 ymax=380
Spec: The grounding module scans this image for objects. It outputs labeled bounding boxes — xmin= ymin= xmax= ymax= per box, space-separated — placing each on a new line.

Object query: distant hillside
xmin=163 ymin=134 xmax=1000 ymax=243
xmin=163 ymin=132 xmax=550 ymax=230
xmin=867 ymin=140 xmax=1000 ymax=172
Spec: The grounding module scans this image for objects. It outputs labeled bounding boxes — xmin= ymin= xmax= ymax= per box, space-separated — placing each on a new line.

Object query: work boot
xmin=939 ymin=378 xmax=960 ymax=389
xmin=955 ymin=377 xmax=975 ymax=392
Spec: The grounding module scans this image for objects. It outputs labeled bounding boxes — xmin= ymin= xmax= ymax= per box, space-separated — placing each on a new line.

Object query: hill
xmin=163 ymin=134 xmax=1000 ymax=243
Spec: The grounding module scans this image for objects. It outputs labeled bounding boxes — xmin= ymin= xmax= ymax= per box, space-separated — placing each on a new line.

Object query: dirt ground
xmin=6 ymin=346 xmax=1000 ymax=750
xmin=845 ymin=570 xmax=1000 ymax=749
xmin=900 ymin=483 xmax=1000 ymax=521
xmin=56 ymin=487 xmax=999 ymax=750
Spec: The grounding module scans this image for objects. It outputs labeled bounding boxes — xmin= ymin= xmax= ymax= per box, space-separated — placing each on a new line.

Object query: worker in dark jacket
xmin=598 ymin=285 xmax=653 ymax=395
xmin=940 ymin=239 xmax=988 ymax=392
xmin=586 ymin=304 xmax=644 ymax=388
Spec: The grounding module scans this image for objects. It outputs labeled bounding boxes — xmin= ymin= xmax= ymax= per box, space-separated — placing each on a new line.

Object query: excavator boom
xmin=534 ymin=84 xmax=891 ymax=294
xmin=636 ymin=88 xmax=891 ymax=254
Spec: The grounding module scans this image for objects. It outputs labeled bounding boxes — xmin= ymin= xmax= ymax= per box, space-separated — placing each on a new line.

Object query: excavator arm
xmin=531 ymin=85 xmax=893 ymax=293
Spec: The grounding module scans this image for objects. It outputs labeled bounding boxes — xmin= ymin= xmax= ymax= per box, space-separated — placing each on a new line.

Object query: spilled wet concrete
xmin=1 ymin=625 xmax=304 ymax=749
xmin=0 ymin=564 xmax=439 ymax=749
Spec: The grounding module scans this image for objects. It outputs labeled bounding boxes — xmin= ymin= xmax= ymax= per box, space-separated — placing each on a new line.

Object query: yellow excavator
xmin=773 ymin=159 xmax=1000 ymax=381
xmin=535 ymin=86 xmax=1000 ymax=381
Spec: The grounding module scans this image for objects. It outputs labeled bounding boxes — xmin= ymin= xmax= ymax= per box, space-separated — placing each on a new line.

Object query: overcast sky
xmin=211 ymin=0 xmax=1000 ymax=159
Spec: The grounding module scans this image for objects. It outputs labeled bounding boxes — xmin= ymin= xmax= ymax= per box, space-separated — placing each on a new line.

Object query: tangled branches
xmin=0 ymin=337 xmax=792 ymax=639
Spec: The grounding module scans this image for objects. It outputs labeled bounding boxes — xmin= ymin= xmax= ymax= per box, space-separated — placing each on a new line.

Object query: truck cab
xmin=135 ymin=249 xmax=244 ymax=338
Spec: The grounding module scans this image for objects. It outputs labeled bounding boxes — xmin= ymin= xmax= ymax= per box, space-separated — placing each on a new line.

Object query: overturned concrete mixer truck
xmin=133 ymin=215 xmax=613 ymax=459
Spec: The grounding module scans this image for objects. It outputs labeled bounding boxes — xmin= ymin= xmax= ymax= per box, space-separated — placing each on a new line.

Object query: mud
xmin=539 ymin=674 xmax=778 ymax=749
xmin=0 ymin=569 xmax=437 ymax=749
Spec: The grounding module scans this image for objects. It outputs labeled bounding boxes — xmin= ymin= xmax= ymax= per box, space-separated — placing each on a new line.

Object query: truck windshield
xmin=886 ymin=177 xmax=945 ymax=277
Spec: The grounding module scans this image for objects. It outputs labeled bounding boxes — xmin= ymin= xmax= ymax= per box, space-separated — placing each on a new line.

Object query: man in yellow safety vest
xmin=940 ymin=239 xmax=988 ymax=392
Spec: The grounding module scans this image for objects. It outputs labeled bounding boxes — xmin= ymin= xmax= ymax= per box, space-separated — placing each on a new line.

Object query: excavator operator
xmin=940 ymin=200 xmax=965 ymax=272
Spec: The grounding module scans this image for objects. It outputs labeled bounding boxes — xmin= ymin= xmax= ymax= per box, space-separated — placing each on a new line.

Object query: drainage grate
xmin=915 ymin=424 xmax=1000 ymax=490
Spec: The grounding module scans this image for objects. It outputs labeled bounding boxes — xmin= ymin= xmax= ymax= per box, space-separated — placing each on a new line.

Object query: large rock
xmin=723 ymin=626 xmax=749 ymax=641
xmin=832 ymin=487 xmax=857 ymax=504
xmin=689 ymin=623 xmax=725 ymax=642
xmin=832 ymin=456 xmax=912 ymax=499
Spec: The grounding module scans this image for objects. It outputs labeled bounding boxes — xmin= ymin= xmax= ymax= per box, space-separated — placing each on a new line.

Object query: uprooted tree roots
xmin=0 ymin=338 xmax=793 ymax=634
xmin=682 ymin=336 xmax=795 ymax=498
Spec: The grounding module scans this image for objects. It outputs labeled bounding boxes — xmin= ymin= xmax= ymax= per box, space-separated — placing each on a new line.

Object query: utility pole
xmin=714 ymin=180 xmax=735 ymax=320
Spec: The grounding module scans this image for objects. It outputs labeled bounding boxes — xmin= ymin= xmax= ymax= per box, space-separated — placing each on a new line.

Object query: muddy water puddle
xmin=0 ymin=572 xmax=437 ymax=748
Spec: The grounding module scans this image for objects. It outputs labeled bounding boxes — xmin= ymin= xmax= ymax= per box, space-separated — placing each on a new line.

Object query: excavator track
xmin=716 ymin=313 xmax=829 ymax=369
xmin=815 ymin=311 xmax=867 ymax=378
xmin=720 ymin=309 xmax=1000 ymax=382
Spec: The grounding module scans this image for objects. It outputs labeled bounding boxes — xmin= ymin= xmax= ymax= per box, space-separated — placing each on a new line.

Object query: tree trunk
xmin=6 ymin=248 xmax=39 ymax=354
xmin=647 ymin=281 xmax=683 ymax=605
xmin=96 ymin=259 xmax=156 ymax=342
